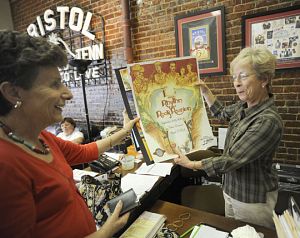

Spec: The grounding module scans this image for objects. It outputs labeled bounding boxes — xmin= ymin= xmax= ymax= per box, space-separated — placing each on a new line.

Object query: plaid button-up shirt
xmin=201 ymin=95 xmax=283 ymax=203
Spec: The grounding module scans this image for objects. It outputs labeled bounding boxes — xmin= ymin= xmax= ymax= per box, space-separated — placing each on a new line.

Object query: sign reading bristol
xmin=27 ymin=6 xmax=107 ymax=87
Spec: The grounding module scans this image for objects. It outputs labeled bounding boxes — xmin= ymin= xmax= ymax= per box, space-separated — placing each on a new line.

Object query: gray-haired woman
xmin=174 ymin=47 xmax=283 ymax=229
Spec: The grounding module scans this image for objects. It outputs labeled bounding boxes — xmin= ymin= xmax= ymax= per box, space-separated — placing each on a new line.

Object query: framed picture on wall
xmin=242 ymin=5 xmax=300 ymax=70
xmin=174 ymin=6 xmax=226 ymax=76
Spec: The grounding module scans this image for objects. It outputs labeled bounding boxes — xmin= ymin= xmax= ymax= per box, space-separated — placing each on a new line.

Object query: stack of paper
xmin=135 ymin=162 xmax=174 ymax=177
xmin=190 ymin=224 xmax=229 ymax=238
xmin=121 ymin=173 xmax=160 ymax=200
xmin=273 ymin=210 xmax=300 ymax=238
xmin=120 ymin=211 xmax=166 ymax=238
xmin=272 ymin=196 xmax=300 ymax=238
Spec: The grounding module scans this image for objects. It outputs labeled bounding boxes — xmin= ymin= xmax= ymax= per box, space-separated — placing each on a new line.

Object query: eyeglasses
xmin=231 ymin=72 xmax=255 ymax=82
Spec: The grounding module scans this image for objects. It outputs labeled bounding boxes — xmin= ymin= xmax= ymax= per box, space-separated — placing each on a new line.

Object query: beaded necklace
xmin=0 ymin=121 xmax=50 ymax=155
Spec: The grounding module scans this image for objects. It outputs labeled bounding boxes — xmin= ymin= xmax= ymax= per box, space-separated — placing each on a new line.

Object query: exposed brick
xmin=234 ymin=3 xmax=255 ymax=12
xmin=280 ymin=114 xmax=297 ymax=121
xmin=10 ymin=0 xmax=300 ymax=162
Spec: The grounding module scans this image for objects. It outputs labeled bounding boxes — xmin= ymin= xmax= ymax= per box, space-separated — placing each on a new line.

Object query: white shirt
xmin=57 ymin=129 xmax=84 ymax=142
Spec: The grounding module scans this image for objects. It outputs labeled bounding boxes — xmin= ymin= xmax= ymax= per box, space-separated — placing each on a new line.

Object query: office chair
xmin=180 ymin=150 xmax=225 ymax=216
xmin=181 ymin=184 xmax=225 ymax=216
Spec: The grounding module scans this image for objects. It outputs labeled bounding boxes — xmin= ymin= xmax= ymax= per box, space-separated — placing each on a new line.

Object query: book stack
xmin=272 ymin=197 xmax=300 ymax=238
xmin=120 ymin=211 xmax=166 ymax=238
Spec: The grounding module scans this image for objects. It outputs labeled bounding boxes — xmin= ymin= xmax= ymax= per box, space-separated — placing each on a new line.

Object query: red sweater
xmin=0 ymin=131 xmax=99 ymax=238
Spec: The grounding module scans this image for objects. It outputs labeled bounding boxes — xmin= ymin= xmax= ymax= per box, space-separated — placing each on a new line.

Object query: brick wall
xmin=9 ymin=0 xmax=300 ymax=162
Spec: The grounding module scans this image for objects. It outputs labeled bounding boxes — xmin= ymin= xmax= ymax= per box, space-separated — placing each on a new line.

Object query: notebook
xmin=120 ymin=211 xmax=166 ymax=238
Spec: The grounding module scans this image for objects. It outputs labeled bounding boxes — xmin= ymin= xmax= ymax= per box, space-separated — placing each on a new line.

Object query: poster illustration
xmin=116 ymin=67 xmax=154 ymax=164
xmin=128 ymin=57 xmax=215 ymax=163
xmin=119 ymin=68 xmax=132 ymax=91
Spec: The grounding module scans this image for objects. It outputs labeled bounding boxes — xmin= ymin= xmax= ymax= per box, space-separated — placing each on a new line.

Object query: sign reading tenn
xmin=27 ymin=6 xmax=104 ymax=61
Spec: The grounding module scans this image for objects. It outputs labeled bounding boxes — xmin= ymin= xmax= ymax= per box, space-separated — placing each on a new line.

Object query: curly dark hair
xmin=0 ymin=30 xmax=68 ymax=115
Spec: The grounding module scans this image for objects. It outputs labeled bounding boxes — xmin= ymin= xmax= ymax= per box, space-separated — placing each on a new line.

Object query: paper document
xmin=135 ymin=162 xmax=174 ymax=177
xmin=273 ymin=210 xmax=300 ymax=238
xmin=190 ymin=225 xmax=229 ymax=238
xmin=104 ymin=152 xmax=124 ymax=160
xmin=73 ymin=169 xmax=98 ymax=182
xmin=121 ymin=173 xmax=160 ymax=200
xmin=218 ymin=128 xmax=227 ymax=150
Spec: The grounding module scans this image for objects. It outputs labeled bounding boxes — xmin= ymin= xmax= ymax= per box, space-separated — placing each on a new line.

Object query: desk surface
xmin=150 ymin=200 xmax=277 ymax=238
xmin=85 ymin=161 xmax=276 ymax=238
xmin=114 ymin=163 xmax=180 ymax=236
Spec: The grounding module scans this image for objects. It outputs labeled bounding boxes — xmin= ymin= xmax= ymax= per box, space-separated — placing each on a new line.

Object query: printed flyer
xmin=128 ymin=57 xmax=215 ymax=163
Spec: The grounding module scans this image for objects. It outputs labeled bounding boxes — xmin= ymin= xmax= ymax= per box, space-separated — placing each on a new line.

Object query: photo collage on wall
xmin=251 ymin=14 xmax=300 ymax=61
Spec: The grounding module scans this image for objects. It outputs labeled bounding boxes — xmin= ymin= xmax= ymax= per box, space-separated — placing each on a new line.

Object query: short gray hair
xmin=230 ymin=47 xmax=276 ymax=92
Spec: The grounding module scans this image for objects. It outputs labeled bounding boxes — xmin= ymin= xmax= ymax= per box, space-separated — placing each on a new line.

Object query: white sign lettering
xmin=75 ymin=44 xmax=104 ymax=60
xmin=27 ymin=6 xmax=95 ymax=40
xmin=27 ymin=5 xmax=106 ymax=86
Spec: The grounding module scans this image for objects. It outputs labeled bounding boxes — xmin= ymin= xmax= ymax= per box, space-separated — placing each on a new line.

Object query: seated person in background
xmin=57 ymin=117 xmax=84 ymax=144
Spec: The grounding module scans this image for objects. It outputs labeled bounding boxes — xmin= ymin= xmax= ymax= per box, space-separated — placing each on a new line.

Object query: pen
xmin=191 ymin=225 xmax=201 ymax=238
xmin=180 ymin=225 xmax=195 ymax=238
xmin=180 ymin=224 xmax=200 ymax=238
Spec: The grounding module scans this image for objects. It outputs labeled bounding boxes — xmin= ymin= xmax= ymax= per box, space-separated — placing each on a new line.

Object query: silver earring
xmin=14 ymin=100 xmax=22 ymax=109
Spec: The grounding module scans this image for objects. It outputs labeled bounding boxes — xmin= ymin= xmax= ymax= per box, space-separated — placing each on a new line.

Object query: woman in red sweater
xmin=0 ymin=30 xmax=139 ymax=238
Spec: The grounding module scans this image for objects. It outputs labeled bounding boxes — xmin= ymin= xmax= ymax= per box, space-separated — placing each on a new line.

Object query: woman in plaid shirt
xmin=174 ymin=47 xmax=283 ymax=228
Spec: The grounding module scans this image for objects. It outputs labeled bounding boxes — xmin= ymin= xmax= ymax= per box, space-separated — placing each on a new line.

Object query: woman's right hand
xmin=193 ymin=79 xmax=216 ymax=107
xmin=193 ymin=79 xmax=210 ymax=95
xmin=107 ymin=201 xmax=129 ymax=234
xmin=86 ymin=201 xmax=129 ymax=238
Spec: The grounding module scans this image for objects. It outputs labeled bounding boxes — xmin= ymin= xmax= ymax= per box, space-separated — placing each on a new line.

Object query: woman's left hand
xmin=123 ymin=117 xmax=140 ymax=133
xmin=173 ymin=146 xmax=194 ymax=170
xmin=122 ymin=109 xmax=130 ymax=126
